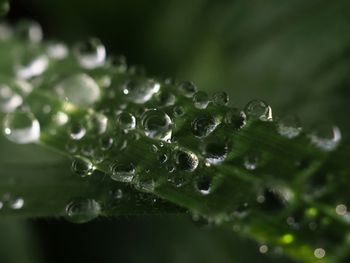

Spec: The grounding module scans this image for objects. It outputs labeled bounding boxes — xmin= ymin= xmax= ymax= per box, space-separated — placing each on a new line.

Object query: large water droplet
xmin=309 ymin=124 xmax=341 ymax=151
xmin=3 ymin=110 xmax=40 ymax=144
xmin=0 ymin=84 xmax=23 ymax=112
xmin=203 ymin=140 xmax=228 ymax=165
xmin=277 ymin=116 xmax=302 ymax=139
xmin=71 ymin=156 xmax=94 ymax=177
xmin=55 ymin=73 xmax=101 ymax=107
xmin=192 ymin=115 xmax=218 ymax=138
xmin=141 ymin=109 xmax=172 ymax=141
xmin=174 ymin=150 xmax=199 ymax=172
xmin=65 ymin=199 xmax=101 ymax=224
xmin=244 ymin=100 xmax=272 ymax=121
xmin=74 ymin=38 xmax=106 ymax=69
xmin=225 ymin=108 xmax=246 ymax=130
xmin=123 ymin=79 xmax=160 ymax=104
xmin=110 ymin=162 xmax=135 ymax=182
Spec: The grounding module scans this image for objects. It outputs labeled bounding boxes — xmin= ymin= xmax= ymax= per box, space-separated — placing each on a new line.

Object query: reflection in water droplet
xmin=192 ymin=115 xmax=218 ymax=138
xmin=123 ymin=79 xmax=160 ymax=104
xmin=55 ymin=73 xmax=101 ymax=107
xmin=157 ymin=91 xmax=176 ymax=107
xmin=193 ymin=91 xmax=209 ymax=109
xmin=71 ymin=156 xmax=94 ymax=177
xmin=0 ymin=84 xmax=23 ymax=113
xmin=65 ymin=199 xmax=101 ymax=224
xmin=141 ymin=109 xmax=172 ymax=141
xmin=3 ymin=110 xmax=40 ymax=144
xmin=244 ymin=100 xmax=272 ymax=121
xmin=110 ymin=162 xmax=135 ymax=182
xmin=74 ymin=38 xmax=106 ymax=69
xmin=203 ymin=140 xmax=228 ymax=165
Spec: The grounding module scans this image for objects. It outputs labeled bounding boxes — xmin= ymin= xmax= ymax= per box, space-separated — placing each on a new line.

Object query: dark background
xmin=2 ymin=0 xmax=350 ymax=262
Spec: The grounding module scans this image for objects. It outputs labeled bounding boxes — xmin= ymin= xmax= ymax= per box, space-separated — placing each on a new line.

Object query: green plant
xmin=1 ymin=5 xmax=350 ymax=263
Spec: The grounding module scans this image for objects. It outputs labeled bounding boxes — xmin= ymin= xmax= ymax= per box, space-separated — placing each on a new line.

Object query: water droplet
xmin=110 ymin=189 xmax=123 ymax=200
xmin=194 ymin=175 xmax=212 ymax=195
xmin=309 ymin=124 xmax=341 ymax=151
xmin=177 ymin=81 xmax=197 ymax=98
xmin=192 ymin=115 xmax=218 ymax=138
xmin=65 ymin=199 xmax=101 ymax=224
xmin=203 ymin=140 xmax=228 ymax=165
xmin=69 ymin=123 xmax=86 ymax=140
xmin=174 ymin=150 xmax=199 ymax=172
xmin=225 ymin=108 xmax=246 ymax=130
xmin=336 ymin=204 xmax=347 ymax=216
xmin=173 ymin=106 xmax=185 ymax=117
xmin=116 ymin=112 xmax=136 ymax=131
xmin=55 ymin=73 xmax=101 ymax=107
xmin=108 ymin=55 xmax=127 ymax=73
xmin=0 ymin=84 xmax=23 ymax=112
xmin=3 ymin=110 xmax=40 ymax=144
xmin=10 ymin=197 xmax=24 ymax=210
xmin=134 ymin=174 xmax=156 ymax=193
xmin=193 ymin=91 xmax=210 ymax=109
xmin=71 ymin=156 xmax=94 ymax=177
xmin=99 ymin=135 xmax=114 ymax=151
xmin=15 ymin=20 xmax=43 ymax=43
xmin=15 ymin=49 xmax=49 ymax=79
xmin=123 ymin=79 xmax=160 ymax=104
xmin=52 ymin=111 xmax=69 ymax=125
xmin=314 ymin=248 xmax=326 ymax=259
xmin=157 ymin=91 xmax=176 ymax=107
xmin=87 ymin=112 xmax=108 ymax=134
xmin=141 ymin=109 xmax=172 ymax=141
xmin=244 ymin=100 xmax=273 ymax=121
xmin=74 ymin=38 xmax=106 ymax=69
xmin=110 ymin=162 xmax=135 ymax=182
xmin=212 ymin=92 xmax=229 ymax=106
xmin=47 ymin=42 xmax=68 ymax=60
xmin=65 ymin=142 xmax=78 ymax=153
xmin=277 ymin=116 xmax=302 ymax=139
xmin=243 ymin=154 xmax=259 ymax=170
xmin=259 ymin=245 xmax=269 ymax=254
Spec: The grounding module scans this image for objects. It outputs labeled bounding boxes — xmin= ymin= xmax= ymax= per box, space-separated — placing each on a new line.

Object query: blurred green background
xmin=1 ymin=0 xmax=349 ymax=262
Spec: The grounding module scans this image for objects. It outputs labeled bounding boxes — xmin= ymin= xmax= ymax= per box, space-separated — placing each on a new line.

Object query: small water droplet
xmin=47 ymin=42 xmax=68 ymax=60
xmin=74 ymin=38 xmax=106 ymax=69
xmin=173 ymin=106 xmax=185 ymax=117
xmin=244 ymin=100 xmax=273 ymax=121
xmin=157 ymin=91 xmax=176 ymax=107
xmin=3 ymin=109 xmax=40 ymax=144
xmin=193 ymin=91 xmax=210 ymax=109
xmin=259 ymin=245 xmax=269 ymax=254
xmin=309 ymin=124 xmax=341 ymax=151
xmin=55 ymin=73 xmax=101 ymax=107
xmin=116 ymin=112 xmax=136 ymax=131
xmin=194 ymin=175 xmax=212 ymax=195
xmin=71 ymin=156 xmax=94 ymax=177
xmin=65 ymin=199 xmax=101 ymax=224
xmin=192 ymin=115 xmax=218 ymax=138
xmin=134 ymin=174 xmax=156 ymax=193
xmin=314 ymin=248 xmax=326 ymax=259
xmin=177 ymin=81 xmax=197 ymax=98
xmin=335 ymin=204 xmax=347 ymax=216
xmin=0 ymin=84 xmax=23 ymax=112
xmin=15 ymin=20 xmax=43 ymax=43
xmin=15 ymin=49 xmax=49 ymax=79
xmin=141 ymin=109 xmax=172 ymax=141
xmin=203 ymin=140 xmax=228 ymax=165
xmin=277 ymin=116 xmax=302 ymax=139
xmin=225 ymin=108 xmax=246 ymax=130
xmin=123 ymin=79 xmax=160 ymax=104
xmin=110 ymin=162 xmax=135 ymax=182
xmin=65 ymin=142 xmax=78 ymax=153
xmin=99 ymin=135 xmax=114 ymax=151
xmin=212 ymin=92 xmax=229 ymax=106
xmin=69 ymin=123 xmax=86 ymax=140
xmin=10 ymin=197 xmax=24 ymax=210
xmin=243 ymin=154 xmax=259 ymax=170
xmin=174 ymin=150 xmax=199 ymax=172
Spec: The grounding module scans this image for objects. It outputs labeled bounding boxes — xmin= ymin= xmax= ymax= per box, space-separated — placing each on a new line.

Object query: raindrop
xmin=65 ymin=199 xmax=101 ymax=224
xmin=55 ymin=73 xmax=101 ymax=107
xmin=71 ymin=156 xmax=94 ymax=177
xmin=194 ymin=175 xmax=212 ymax=195
xmin=15 ymin=49 xmax=49 ymax=79
xmin=123 ymin=79 xmax=160 ymax=104
xmin=244 ymin=100 xmax=273 ymax=121
xmin=3 ymin=109 xmax=40 ymax=144
xmin=15 ymin=20 xmax=43 ymax=43
xmin=157 ymin=91 xmax=176 ymax=107
xmin=225 ymin=108 xmax=246 ymax=130
xmin=277 ymin=116 xmax=302 ymax=139
xmin=141 ymin=109 xmax=172 ymax=141
xmin=193 ymin=91 xmax=210 ymax=109
xmin=174 ymin=150 xmax=199 ymax=172
xmin=0 ymin=84 xmax=23 ymax=112
xmin=309 ymin=124 xmax=341 ymax=151
xmin=110 ymin=162 xmax=135 ymax=182
xmin=10 ymin=197 xmax=24 ymax=210
xmin=212 ymin=91 xmax=229 ymax=106
xmin=192 ymin=115 xmax=218 ymax=138
xmin=47 ymin=42 xmax=68 ymax=60
xmin=177 ymin=81 xmax=197 ymax=98
xmin=74 ymin=38 xmax=106 ymax=69
xmin=69 ymin=123 xmax=86 ymax=140
xmin=99 ymin=135 xmax=114 ymax=151
xmin=203 ymin=140 xmax=228 ymax=165
xmin=116 ymin=112 xmax=136 ymax=131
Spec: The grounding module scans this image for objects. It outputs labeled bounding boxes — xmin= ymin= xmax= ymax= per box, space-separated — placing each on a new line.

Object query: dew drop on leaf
xmin=203 ymin=140 xmax=228 ymax=165
xmin=99 ymin=135 xmax=114 ymax=151
xmin=116 ymin=112 xmax=136 ymax=131
xmin=277 ymin=115 xmax=302 ymax=139
xmin=244 ymin=100 xmax=273 ymax=121
xmin=141 ymin=109 xmax=172 ymax=141
xmin=177 ymin=81 xmax=197 ymax=98
xmin=174 ymin=150 xmax=199 ymax=172
xmin=157 ymin=91 xmax=176 ymax=107
xmin=10 ymin=197 xmax=24 ymax=210
xmin=212 ymin=91 xmax=229 ymax=106
xmin=71 ymin=156 xmax=94 ymax=177
xmin=0 ymin=84 xmax=23 ymax=113
xmin=15 ymin=49 xmax=49 ymax=79
xmin=192 ymin=115 xmax=218 ymax=138
xmin=308 ymin=124 xmax=341 ymax=151
xmin=225 ymin=108 xmax=246 ymax=130
xmin=69 ymin=123 xmax=86 ymax=140
xmin=47 ymin=42 xmax=68 ymax=60
xmin=55 ymin=73 xmax=101 ymax=107
xmin=74 ymin=38 xmax=106 ymax=69
xmin=123 ymin=79 xmax=160 ymax=104
xmin=194 ymin=175 xmax=212 ymax=195
xmin=65 ymin=199 xmax=101 ymax=224
xmin=193 ymin=91 xmax=210 ymax=109
xmin=3 ymin=109 xmax=40 ymax=144
xmin=110 ymin=162 xmax=136 ymax=182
